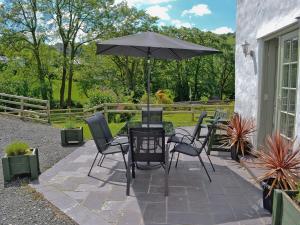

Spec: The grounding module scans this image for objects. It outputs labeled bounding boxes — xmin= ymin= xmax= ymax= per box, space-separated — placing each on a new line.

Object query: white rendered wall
xmin=235 ymin=0 xmax=300 ymax=145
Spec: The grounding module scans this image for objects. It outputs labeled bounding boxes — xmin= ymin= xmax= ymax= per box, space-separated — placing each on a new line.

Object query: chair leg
xmin=197 ymin=155 xmax=212 ymax=182
xmin=126 ymin=161 xmax=131 ymax=196
xmin=175 ymin=153 xmax=180 ymax=168
xmin=132 ymin=162 xmax=136 ymax=179
xmin=97 ymin=155 xmax=104 ymax=166
xmin=206 ymin=152 xmax=215 ymax=172
xmin=168 ymin=151 xmax=175 ymax=174
xmin=122 ymin=153 xmax=127 ymax=169
xmin=165 ymin=149 xmax=169 ymax=196
xmin=99 ymin=155 xmax=106 ymax=167
xmin=204 ymin=147 xmax=215 ymax=172
xmin=88 ymin=152 xmax=100 ymax=176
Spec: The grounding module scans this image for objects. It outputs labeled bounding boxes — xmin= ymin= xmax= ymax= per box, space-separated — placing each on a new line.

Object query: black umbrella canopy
xmin=96 ymin=31 xmax=220 ymax=60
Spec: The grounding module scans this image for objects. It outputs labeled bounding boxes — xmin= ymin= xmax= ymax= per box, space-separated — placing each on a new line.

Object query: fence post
xmin=191 ymin=104 xmax=194 ymax=121
xmin=104 ymin=103 xmax=108 ymax=121
xmin=46 ymin=100 xmax=51 ymax=123
xmin=19 ymin=98 xmax=24 ymax=119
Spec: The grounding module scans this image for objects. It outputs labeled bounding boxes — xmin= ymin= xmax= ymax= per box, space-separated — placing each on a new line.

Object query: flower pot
xmin=1 ymin=148 xmax=40 ymax=182
xmin=272 ymin=190 xmax=300 ymax=225
xmin=61 ymin=127 xmax=83 ymax=146
xmin=230 ymin=145 xmax=239 ymax=162
xmin=261 ymin=178 xmax=274 ymax=213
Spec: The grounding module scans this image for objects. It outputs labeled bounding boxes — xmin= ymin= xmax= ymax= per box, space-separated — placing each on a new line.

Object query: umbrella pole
xmin=147 ymin=50 xmax=151 ymax=128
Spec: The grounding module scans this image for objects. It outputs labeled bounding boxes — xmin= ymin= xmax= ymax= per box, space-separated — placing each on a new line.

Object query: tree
xmin=0 ymin=0 xmax=49 ymax=99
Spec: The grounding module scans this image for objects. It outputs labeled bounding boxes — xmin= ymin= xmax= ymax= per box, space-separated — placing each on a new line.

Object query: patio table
xmin=117 ymin=121 xmax=175 ymax=137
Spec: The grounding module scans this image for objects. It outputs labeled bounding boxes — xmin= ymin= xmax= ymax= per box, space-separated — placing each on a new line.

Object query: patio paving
xmin=30 ymin=127 xmax=271 ymax=225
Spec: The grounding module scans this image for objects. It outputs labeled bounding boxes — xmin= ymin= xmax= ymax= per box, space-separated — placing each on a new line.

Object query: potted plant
xmin=221 ymin=113 xmax=255 ymax=161
xmin=2 ymin=141 xmax=40 ymax=182
xmin=61 ymin=120 xmax=83 ymax=146
xmin=272 ymin=187 xmax=300 ymax=225
xmin=252 ymin=132 xmax=300 ymax=213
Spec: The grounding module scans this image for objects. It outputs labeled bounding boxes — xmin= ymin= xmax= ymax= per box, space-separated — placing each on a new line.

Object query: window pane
xmin=281 ymin=89 xmax=288 ymax=111
xmin=288 ymin=89 xmax=296 ymax=113
xmin=290 ymin=64 xmax=298 ymax=88
xmin=280 ymin=113 xmax=287 ymax=136
xmin=282 ymin=65 xmax=289 ymax=87
xmin=287 ymin=115 xmax=295 ymax=138
xmin=291 ymin=39 xmax=298 ymax=62
xmin=284 ymin=40 xmax=291 ymax=62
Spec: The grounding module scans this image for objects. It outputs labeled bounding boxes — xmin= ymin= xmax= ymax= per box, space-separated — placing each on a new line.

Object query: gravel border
xmin=0 ymin=116 xmax=79 ymax=225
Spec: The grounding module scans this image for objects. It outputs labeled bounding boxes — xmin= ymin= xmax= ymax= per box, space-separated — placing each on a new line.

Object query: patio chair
xmin=167 ymin=111 xmax=208 ymax=168
xmin=94 ymin=112 xmax=129 ymax=166
xmin=141 ymin=107 xmax=163 ymax=127
xmin=127 ymin=127 xmax=168 ymax=196
xmin=168 ymin=118 xmax=219 ymax=182
xmin=85 ymin=114 xmax=129 ymax=177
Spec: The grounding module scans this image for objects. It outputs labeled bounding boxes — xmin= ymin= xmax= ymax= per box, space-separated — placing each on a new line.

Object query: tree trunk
xmin=67 ymin=47 xmax=75 ymax=107
xmin=60 ymin=43 xmax=68 ymax=108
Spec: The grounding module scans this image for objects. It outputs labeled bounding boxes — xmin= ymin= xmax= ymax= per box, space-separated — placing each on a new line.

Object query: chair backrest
xmin=192 ymin=111 xmax=207 ymax=143
xmin=85 ymin=115 xmax=108 ymax=153
xmin=129 ymin=128 xmax=165 ymax=163
xmin=94 ymin=112 xmax=113 ymax=142
xmin=215 ymin=110 xmax=227 ymax=120
xmin=142 ymin=108 xmax=163 ymax=125
xmin=198 ymin=117 xmax=220 ymax=153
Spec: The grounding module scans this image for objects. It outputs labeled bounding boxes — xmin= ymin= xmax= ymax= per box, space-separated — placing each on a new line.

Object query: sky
xmin=115 ymin=0 xmax=236 ymax=34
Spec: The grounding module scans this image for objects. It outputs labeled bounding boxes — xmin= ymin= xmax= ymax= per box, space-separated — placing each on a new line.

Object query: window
xmin=277 ymin=32 xmax=298 ymax=139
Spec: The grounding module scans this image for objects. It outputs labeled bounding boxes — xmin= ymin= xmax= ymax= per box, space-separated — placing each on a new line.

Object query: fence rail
xmin=0 ymin=92 xmax=234 ymax=124
xmin=49 ymin=102 xmax=234 ymax=123
xmin=0 ymin=93 xmax=50 ymax=123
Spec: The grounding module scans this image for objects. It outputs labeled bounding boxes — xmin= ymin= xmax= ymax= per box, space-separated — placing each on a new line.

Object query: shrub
xmin=221 ymin=113 xmax=255 ymax=156
xmin=252 ymin=132 xmax=300 ymax=196
xmin=5 ymin=141 xmax=31 ymax=156
xmin=86 ymin=89 xmax=117 ymax=108
xmin=155 ymin=90 xmax=173 ymax=104
xmin=140 ymin=93 xmax=156 ymax=104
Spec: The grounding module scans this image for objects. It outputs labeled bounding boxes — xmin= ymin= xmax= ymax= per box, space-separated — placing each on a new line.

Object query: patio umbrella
xmin=96 ymin=31 xmax=220 ymax=125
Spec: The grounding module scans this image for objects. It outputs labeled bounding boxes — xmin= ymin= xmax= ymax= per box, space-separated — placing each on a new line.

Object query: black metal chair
xmin=168 ymin=118 xmax=219 ymax=182
xmin=127 ymin=128 xmax=168 ymax=196
xmin=85 ymin=114 xmax=128 ymax=177
xmin=167 ymin=111 xmax=208 ymax=168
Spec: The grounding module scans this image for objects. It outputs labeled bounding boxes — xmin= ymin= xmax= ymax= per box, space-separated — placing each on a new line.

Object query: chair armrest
xmin=175 ymin=127 xmax=192 ymax=135
xmin=107 ymin=140 xmax=128 ymax=153
xmin=180 ymin=134 xmax=194 ymax=144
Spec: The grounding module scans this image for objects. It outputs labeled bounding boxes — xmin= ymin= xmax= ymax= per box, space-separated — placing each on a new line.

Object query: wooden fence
xmin=0 ymin=93 xmax=50 ymax=123
xmin=50 ymin=102 xmax=234 ymax=123
xmin=0 ymin=92 xmax=234 ymax=124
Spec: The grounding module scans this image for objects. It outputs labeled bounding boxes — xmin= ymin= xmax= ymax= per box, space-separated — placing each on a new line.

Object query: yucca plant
xmin=221 ymin=113 xmax=255 ymax=156
xmin=252 ymin=132 xmax=300 ymax=196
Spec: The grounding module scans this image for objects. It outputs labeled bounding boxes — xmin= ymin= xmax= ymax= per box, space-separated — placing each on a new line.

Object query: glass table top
xmin=117 ymin=121 xmax=175 ymax=137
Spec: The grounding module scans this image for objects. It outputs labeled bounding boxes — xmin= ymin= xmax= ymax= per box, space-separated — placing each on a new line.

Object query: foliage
xmin=155 ymin=90 xmax=174 ymax=104
xmin=252 ymin=132 xmax=300 ymax=196
xmin=64 ymin=120 xmax=77 ymax=129
xmin=221 ymin=113 xmax=255 ymax=156
xmin=86 ymin=89 xmax=117 ymax=108
xmin=140 ymin=93 xmax=156 ymax=104
xmin=5 ymin=141 xmax=31 ymax=156
xmin=296 ymin=183 xmax=300 ymax=204
xmin=0 ymin=1 xmax=235 ymax=107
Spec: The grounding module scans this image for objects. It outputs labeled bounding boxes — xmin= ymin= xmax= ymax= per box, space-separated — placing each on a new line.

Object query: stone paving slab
xmin=30 ymin=128 xmax=271 ymax=225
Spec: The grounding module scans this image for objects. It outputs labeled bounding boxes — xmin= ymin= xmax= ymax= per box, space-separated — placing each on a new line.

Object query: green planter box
xmin=272 ymin=189 xmax=300 ymax=225
xmin=61 ymin=127 xmax=83 ymax=146
xmin=2 ymin=148 xmax=40 ymax=182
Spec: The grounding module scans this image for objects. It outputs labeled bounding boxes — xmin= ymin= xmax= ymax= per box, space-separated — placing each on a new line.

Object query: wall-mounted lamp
xmin=241 ymin=41 xmax=254 ymax=57
xmin=296 ymin=16 xmax=300 ymax=25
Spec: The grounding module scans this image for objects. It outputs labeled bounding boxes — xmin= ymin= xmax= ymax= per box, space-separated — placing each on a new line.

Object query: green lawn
xmin=52 ymin=80 xmax=89 ymax=105
xmin=52 ymin=113 xmax=196 ymax=140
